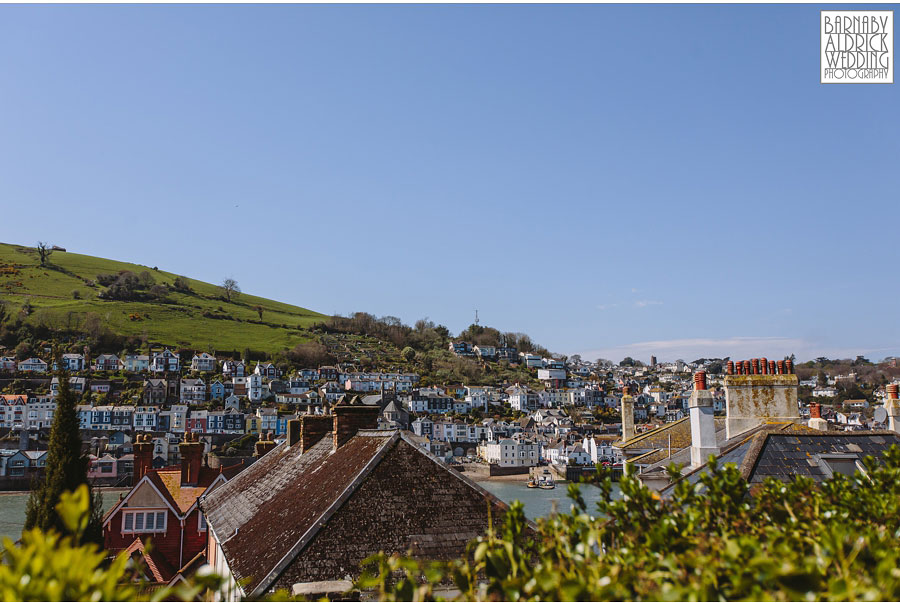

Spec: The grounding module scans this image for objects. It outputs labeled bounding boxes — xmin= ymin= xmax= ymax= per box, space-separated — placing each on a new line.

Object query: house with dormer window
xmin=151 ymin=349 xmax=180 ymax=374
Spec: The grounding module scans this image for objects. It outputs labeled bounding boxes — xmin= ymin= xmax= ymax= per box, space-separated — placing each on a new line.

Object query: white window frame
xmin=122 ymin=510 xmax=167 ymax=534
xmin=198 ymin=512 xmax=208 ymax=531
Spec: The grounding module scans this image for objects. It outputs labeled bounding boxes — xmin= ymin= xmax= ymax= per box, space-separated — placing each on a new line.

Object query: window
xmin=198 ymin=512 xmax=207 ymax=531
xmin=122 ymin=510 xmax=167 ymax=533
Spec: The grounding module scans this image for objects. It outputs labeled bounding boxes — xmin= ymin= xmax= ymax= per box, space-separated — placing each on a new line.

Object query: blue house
xmin=210 ymin=380 xmax=226 ymax=401
xmin=275 ymin=413 xmax=298 ymax=436
xmin=5 ymin=450 xmax=47 ymax=477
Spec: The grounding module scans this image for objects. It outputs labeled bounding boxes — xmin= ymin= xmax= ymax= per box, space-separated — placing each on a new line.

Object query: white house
xmin=478 ymin=438 xmax=540 ymax=467
xmin=248 ymin=374 xmax=264 ymax=402
xmin=124 ymin=354 xmax=150 ymax=373
xmin=134 ymin=406 xmax=159 ymax=431
xmin=508 ymin=385 xmax=539 ymax=412
xmin=18 ymin=358 xmax=48 ymax=373
xmin=191 ymin=353 xmax=217 ymax=373
xmin=180 ymin=378 xmax=207 ymax=404
xmin=151 ymin=349 xmax=180 ymax=373
xmin=59 ymin=353 xmax=86 ymax=372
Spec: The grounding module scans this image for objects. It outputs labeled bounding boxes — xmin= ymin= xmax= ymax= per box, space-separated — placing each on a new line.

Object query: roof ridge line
xmin=248 ymin=430 xmax=401 ymax=598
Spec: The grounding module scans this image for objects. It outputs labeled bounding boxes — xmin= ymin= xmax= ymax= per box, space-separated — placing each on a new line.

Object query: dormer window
xmin=123 ymin=510 xmax=167 ymax=533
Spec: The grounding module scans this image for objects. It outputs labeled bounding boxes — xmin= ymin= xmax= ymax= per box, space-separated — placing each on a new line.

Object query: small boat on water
xmin=527 ymin=470 xmax=556 ymax=490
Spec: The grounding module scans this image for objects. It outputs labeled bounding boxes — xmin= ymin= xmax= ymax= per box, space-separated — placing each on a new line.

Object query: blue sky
xmin=1 ymin=4 xmax=897 ymax=363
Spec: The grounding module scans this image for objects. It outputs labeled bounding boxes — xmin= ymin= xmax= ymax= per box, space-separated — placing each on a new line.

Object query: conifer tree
xmin=24 ymin=352 xmax=102 ymax=544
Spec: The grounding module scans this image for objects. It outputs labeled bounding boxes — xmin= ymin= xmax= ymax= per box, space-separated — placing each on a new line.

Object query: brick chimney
xmin=808 ymin=402 xmax=828 ymax=431
xmin=333 ymin=396 xmax=380 ymax=450
xmin=253 ymin=432 xmax=276 ymax=457
xmin=689 ymin=371 xmax=718 ymax=468
xmin=299 ymin=415 xmax=332 ymax=453
xmin=179 ymin=432 xmax=204 ymax=486
xmin=133 ymin=433 xmax=154 ymax=483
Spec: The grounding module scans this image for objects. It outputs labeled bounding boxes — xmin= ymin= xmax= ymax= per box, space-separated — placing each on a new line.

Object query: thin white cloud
xmin=576 ymin=337 xmax=891 ymax=364
xmin=634 ymin=300 xmax=662 ymax=308
xmin=596 ymin=303 xmax=618 ymax=311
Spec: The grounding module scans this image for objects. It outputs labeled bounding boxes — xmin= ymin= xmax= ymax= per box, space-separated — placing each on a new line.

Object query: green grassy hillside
xmin=0 ymin=243 xmax=326 ymax=353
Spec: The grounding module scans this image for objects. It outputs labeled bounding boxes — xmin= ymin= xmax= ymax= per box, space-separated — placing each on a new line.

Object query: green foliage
xmin=2 ymin=485 xmax=219 ymax=601
xmin=25 ymin=354 xmax=102 ymax=545
xmin=357 ymin=446 xmax=900 ymax=601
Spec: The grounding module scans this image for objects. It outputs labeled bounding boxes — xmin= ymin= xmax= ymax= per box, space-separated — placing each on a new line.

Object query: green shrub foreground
xmin=4 ymin=448 xmax=900 ymax=601
xmin=358 ymin=447 xmax=900 ymax=601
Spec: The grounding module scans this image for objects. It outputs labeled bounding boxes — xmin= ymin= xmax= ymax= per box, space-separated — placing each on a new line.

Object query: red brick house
xmin=103 ymin=433 xmax=240 ymax=585
xmin=201 ymin=396 xmax=513 ymax=600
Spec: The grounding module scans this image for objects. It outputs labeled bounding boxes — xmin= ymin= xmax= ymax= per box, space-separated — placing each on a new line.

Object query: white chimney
xmin=886 ymin=384 xmax=900 ymax=433
xmin=621 ymin=390 xmax=635 ymax=442
xmin=690 ymin=371 xmax=718 ymax=469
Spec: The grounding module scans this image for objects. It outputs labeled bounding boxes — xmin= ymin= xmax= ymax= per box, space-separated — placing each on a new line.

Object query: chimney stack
xmin=299 ymin=415 xmax=332 ymax=453
xmin=254 ymin=431 xmax=276 ymax=457
xmin=333 ymin=396 xmax=381 ymax=450
xmin=724 ymin=355 xmax=800 ymax=439
xmin=620 ymin=386 xmax=635 ymax=442
xmin=885 ymin=384 xmax=900 ymax=433
xmin=179 ymin=432 xmax=204 ymax=486
xmin=690 ymin=371 xmax=718 ymax=468
xmin=133 ymin=433 xmax=154 ymax=483
xmin=287 ymin=418 xmax=301 ymax=447
xmin=808 ymin=402 xmax=828 ymax=431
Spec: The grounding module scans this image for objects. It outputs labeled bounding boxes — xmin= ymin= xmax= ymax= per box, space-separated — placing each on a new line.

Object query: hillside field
xmin=0 ymin=243 xmax=326 ymax=354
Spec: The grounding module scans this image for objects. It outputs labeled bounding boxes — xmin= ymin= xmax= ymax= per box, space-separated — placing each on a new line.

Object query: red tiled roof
xmin=146 ymin=466 xmax=228 ymax=514
xmin=123 ymin=538 xmax=176 ymax=584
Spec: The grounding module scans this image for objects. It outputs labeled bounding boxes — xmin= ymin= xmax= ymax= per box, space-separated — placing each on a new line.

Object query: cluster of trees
xmin=284 ymin=341 xmax=336 ymax=368
xmin=360 ymin=449 xmax=900 ymax=601
xmin=320 ymin=313 xmax=449 ymax=351
xmin=96 ymin=270 xmax=169 ymax=302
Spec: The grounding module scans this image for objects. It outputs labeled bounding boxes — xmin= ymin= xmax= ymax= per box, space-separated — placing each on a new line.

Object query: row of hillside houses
xmin=74 ymin=404 xmax=294 ymax=436
xmin=474 ymin=433 xmax=621 ymax=468
xmin=0 ymin=351 xmax=281 ymax=376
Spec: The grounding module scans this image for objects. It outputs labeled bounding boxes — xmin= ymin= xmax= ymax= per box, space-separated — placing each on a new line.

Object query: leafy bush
xmin=358 ymin=447 xmax=900 ymax=601
xmin=1 ymin=485 xmax=220 ymax=601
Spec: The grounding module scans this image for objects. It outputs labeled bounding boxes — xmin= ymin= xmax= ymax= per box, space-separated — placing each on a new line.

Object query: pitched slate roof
xmin=201 ymin=429 xmax=511 ymax=597
xmin=659 ymin=427 xmax=900 ymax=495
xmin=739 ymin=430 xmax=900 ymax=484
xmin=616 ymin=417 xmax=726 ymax=452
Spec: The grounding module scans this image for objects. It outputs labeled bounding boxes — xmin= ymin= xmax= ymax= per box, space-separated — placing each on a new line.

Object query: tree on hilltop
xmin=221 ymin=278 xmax=241 ymax=302
xmin=36 ymin=242 xmax=52 ymax=267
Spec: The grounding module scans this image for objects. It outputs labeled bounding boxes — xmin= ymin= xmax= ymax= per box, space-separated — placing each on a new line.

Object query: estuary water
xmin=0 ymin=489 xmax=127 ymax=541
xmin=475 ymin=479 xmax=618 ymax=520
xmin=0 ymin=481 xmax=618 ymax=542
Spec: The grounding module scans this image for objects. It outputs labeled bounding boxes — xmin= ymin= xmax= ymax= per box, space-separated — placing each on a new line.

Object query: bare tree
xmin=221 ymin=278 xmax=241 ymax=302
xmin=36 ymin=242 xmax=52 ymax=267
